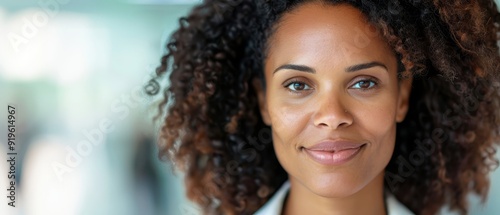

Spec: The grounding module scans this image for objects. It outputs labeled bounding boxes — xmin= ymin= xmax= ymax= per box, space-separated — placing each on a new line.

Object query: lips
xmin=303 ymin=140 xmax=366 ymax=165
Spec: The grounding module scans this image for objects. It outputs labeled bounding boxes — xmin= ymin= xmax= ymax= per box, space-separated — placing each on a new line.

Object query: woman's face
xmin=255 ymin=3 xmax=412 ymax=198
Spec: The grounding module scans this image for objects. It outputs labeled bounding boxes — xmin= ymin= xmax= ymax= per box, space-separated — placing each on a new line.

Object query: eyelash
xmin=283 ymin=79 xmax=312 ymax=94
xmin=350 ymin=78 xmax=379 ymax=91
xmin=283 ymin=77 xmax=379 ymax=94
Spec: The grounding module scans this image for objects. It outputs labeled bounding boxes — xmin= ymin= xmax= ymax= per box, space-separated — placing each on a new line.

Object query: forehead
xmin=265 ymin=3 xmax=396 ymax=70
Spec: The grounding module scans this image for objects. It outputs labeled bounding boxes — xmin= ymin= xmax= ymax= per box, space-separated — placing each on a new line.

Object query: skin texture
xmin=150 ymin=0 xmax=500 ymax=214
xmin=255 ymin=3 xmax=412 ymax=214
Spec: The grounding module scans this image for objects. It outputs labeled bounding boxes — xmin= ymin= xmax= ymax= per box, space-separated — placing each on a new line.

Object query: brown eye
xmin=351 ymin=79 xmax=377 ymax=90
xmin=285 ymin=81 xmax=311 ymax=92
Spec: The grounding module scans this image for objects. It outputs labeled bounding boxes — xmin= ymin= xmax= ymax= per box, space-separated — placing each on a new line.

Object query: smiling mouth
xmin=302 ymin=144 xmax=366 ymax=165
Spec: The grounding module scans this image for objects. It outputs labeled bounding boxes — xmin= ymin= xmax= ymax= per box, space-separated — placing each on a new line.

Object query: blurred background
xmin=0 ymin=0 xmax=499 ymax=215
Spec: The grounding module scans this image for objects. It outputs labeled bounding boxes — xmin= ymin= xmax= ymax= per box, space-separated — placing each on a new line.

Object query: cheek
xmin=353 ymin=96 xmax=398 ymax=160
xmin=350 ymin=84 xmax=400 ymax=133
xmin=266 ymin=101 xmax=311 ymax=166
xmin=357 ymin=102 xmax=396 ymax=138
xmin=267 ymin=104 xmax=309 ymax=143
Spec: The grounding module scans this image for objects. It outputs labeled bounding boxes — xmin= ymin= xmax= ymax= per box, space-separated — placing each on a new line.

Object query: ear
xmin=395 ymin=76 xmax=413 ymax=123
xmin=252 ymin=78 xmax=272 ymax=126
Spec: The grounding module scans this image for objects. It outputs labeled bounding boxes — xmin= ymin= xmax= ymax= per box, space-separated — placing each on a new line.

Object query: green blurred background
xmin=0 ymin=0 xmax=499 ymax=215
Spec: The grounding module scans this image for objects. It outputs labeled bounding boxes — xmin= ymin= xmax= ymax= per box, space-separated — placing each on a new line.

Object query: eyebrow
xmin=273 ymin=64 xmax=316 ymax=75
xmin=272 ymin=61 xmax=388 ymax=75
xmin=345 ymin=61 xmax=388 ymax=72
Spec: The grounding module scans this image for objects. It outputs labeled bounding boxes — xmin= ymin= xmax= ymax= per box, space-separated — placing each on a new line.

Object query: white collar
xmin=254 ymin=181 xmax=415 ymax=215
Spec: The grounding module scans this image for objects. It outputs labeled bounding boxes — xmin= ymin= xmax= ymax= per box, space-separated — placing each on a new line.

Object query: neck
xmin=282 ymin=172 xmax=386 ymax=215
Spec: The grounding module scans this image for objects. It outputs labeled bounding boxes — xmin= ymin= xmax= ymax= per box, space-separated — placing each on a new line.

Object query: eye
xmin=351 ymin=79 xmax=378 ymax=90
xmin=284 ymin=80 xmax=312 ymax=92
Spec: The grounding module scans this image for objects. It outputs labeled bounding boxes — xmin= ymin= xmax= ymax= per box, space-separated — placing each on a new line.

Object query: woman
xmin=147 ymin=0 xmax=500 ymax=214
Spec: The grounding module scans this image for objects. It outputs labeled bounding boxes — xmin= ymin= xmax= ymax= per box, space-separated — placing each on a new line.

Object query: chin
xmin=304 ymin=175 xmax=368 ymax=198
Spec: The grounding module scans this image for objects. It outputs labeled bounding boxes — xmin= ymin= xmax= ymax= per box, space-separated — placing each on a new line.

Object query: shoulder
xmin=254 ymin=181 xmax=290 ymax=215
xmin=253 ymin=181 xmax=415 ymax=215
xmin=386 ymin=192 xmax=415 ymax=215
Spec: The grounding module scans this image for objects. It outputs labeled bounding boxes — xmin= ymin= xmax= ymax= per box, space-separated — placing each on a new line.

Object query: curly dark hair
xmin=146 ymin=0 xmax=500 ymax=214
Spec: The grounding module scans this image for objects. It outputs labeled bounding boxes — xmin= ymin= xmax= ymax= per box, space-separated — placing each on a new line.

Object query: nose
xmin=312 ymin=93 xmax=353 ymax=130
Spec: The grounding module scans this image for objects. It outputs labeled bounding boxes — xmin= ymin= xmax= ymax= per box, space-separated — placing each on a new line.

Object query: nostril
xmin=318 ymin=122 xmax=329 ymax=127
xmin=312 ymin=105 xmax=354 ymax=129
xmin=338 ymin=121 xmax=350 ymax=127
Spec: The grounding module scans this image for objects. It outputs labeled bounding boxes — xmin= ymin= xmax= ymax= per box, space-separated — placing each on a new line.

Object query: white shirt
xmin=254 ymin=181 xmax=415 ymax=215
